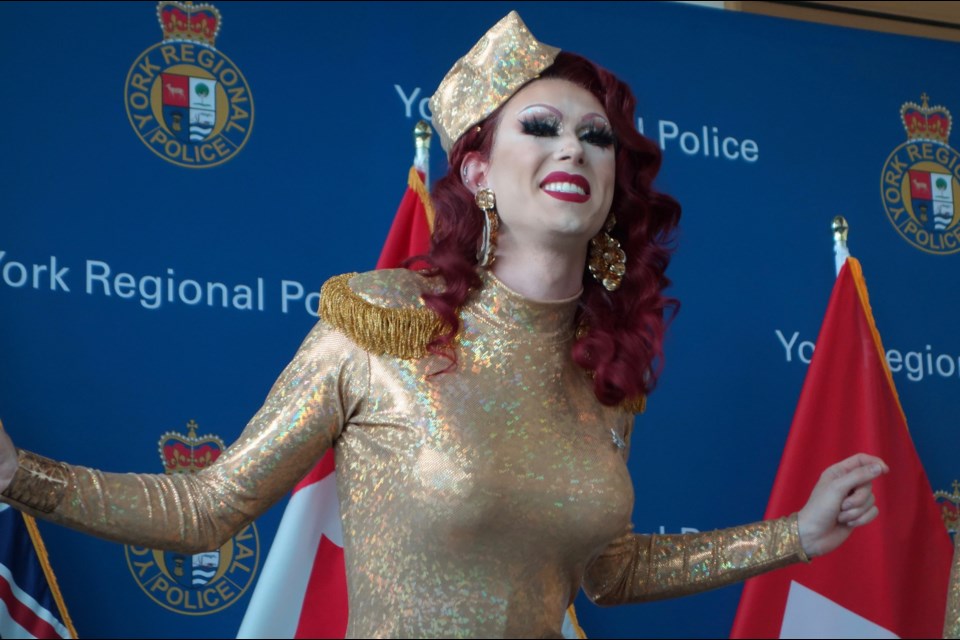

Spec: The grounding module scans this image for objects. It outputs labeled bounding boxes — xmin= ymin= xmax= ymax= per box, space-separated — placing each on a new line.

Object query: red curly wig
xmin=417 ymin=51 xmax=681 ymax=406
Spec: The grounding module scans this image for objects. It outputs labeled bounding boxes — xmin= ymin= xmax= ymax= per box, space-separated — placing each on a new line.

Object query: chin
xmin=558 ymin=216 xmax=606 ymax=238
xmin=548 ymin=224 xmax=596 ymax=246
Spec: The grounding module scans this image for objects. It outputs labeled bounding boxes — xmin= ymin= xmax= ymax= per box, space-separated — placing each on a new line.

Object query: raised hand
xmin=796 ymin=453 xmax=889 ymax=558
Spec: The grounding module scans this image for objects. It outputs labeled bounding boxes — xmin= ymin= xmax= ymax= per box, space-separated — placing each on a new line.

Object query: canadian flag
xmin=236 ymin=450 xmax=346 ymax=637
xmin=730 ymin=258 xmax=953 ymax=638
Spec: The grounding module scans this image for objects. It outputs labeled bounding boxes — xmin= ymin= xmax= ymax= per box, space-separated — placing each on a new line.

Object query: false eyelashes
xmin=518 ymin=115 xmax=615 ymax=149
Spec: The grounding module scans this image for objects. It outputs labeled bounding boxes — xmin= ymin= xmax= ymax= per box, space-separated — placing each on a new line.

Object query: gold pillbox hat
xmin=429 ymin=11 xmax=561 ymax=155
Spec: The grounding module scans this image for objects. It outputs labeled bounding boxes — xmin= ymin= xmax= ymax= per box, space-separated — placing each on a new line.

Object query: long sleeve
xmin=583 ymin=514 xmax=809 ymax=605
xmin=1 ymin=320 xmax=369 ymax=553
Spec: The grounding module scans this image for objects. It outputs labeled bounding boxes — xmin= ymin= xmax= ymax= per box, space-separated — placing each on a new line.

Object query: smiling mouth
xmin=543 ymin=182 xmax=587 ymax=196
xmin=540 ymin=181 xmax=590 ymax=203
xmin=541 ymin=174 xmax=591 ymax=203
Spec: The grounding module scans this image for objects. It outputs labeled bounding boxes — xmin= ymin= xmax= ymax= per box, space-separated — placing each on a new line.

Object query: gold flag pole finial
xmin=408 ymin=120 xmax=435 ymax=232
xmin=832 ymin=215 xmax=850 ymax=276
xmin=832 ymin=215 xmax=849 ymax=243
xmin=413 ymin=120 xmax=431 ymax=148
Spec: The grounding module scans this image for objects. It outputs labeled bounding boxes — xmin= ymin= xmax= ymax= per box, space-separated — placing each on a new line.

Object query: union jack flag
xmin=0 ymin=504 xmax=75 ymax=639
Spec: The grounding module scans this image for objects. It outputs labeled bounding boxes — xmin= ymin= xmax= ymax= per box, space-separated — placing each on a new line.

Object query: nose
xmin=556 ymin=132 xmax=585 ymax=165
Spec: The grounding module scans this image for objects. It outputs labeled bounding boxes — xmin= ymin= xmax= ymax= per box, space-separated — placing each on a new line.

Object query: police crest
xmin=124 ymin=1 xmax=254 ymax=168
xmin=124 ymin=420 xmax=260 ymax=615
xmin=881 ymin=94 xmax=960 ymax=254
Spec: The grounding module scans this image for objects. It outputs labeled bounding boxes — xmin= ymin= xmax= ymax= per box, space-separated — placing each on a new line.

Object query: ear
xmin=460 ymin=152 xmax=489 ymax=195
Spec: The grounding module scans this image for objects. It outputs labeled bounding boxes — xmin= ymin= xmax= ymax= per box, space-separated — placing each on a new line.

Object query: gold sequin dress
xmin=3 ymin=268 xmax=807 ymax=638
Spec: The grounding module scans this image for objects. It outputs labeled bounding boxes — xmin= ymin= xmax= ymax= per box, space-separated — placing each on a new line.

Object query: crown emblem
xmin=157 ymin=1 xmax=221 ymax=49
xmin=158 ymin=420 xmax=226 ymax=474
xmin=934 ymin=479 xmax=960 ymax=534
xmin=901 ymin=93 xmax=952 ymax=144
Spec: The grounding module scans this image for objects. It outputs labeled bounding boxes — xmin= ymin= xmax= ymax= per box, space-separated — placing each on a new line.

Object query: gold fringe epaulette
xmin=319 ymin=273 xmax=448 ymax=360
xmin=622 ymin=395 xmax=647 ymax=415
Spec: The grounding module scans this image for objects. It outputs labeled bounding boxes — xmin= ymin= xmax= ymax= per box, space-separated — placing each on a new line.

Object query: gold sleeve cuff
xmin=2 ymin=449 xmax=69 ymax=514
xmin=584 ymin=513 xmax=809 ymax=605
xmin=791 ymin=512 xmax=812 ymax=564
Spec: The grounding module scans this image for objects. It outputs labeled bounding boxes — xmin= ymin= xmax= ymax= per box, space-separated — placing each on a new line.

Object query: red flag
xmin=730 ymin=258 xmax=953 ymax=638
xmin=237 ymin=166 xmax=434 ymax=639
xmin=376 ymin=167 xmax=434 ymax=270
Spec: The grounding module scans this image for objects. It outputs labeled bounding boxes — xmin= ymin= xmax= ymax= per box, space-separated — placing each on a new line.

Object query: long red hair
xmin=418 ymin=52 xmax=681 ymax=405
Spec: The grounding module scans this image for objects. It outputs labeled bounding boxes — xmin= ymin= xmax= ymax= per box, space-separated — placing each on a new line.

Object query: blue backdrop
xmin=2 ymin=1 xmax=959 ymax=637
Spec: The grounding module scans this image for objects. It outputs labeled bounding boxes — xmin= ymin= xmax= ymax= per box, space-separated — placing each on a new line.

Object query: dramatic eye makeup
xmin=577 ymin=115 xmax=615 ymax=148
xmin=518 ymin=105 xmax=562 ymax=137
xmin=516 ymin=105 xmax=615 ymax=148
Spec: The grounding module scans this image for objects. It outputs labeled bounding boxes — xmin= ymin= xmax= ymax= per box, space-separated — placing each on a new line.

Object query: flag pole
xmin=22 ymin=513 xmax=78 ymax=638
xmin=832 ymin=215 xmax=850 ymax=276
xmin=413 ymin=120 xmax=431 ymax=188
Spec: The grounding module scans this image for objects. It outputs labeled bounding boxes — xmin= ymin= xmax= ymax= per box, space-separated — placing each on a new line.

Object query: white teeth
xmin=543 ymin=182 xmax=586 ymax=195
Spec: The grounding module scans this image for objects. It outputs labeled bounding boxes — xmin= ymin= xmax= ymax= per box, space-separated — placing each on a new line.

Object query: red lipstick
xmin=540 ymin=172 xmax=591 ymax=203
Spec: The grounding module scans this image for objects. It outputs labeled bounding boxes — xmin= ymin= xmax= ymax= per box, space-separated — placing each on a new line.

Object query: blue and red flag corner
xmin=0 ymin=503 xmax=76 ymax=639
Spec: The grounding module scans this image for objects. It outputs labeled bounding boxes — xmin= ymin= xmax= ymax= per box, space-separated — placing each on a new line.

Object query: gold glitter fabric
xmin=429 ymin=11 xmax=560 ymax=155
xmin=583 ymin=513 xmax=808 ymax=604
xmin=945 ymin=533 xmax=960 ymax=638
xmin=4 ymin=450 xmax=69 ymax=513
xmin=2 ymin=268 xmax=808 ymax=638
xmin=319 ymin=271 xmax=448 ymax=359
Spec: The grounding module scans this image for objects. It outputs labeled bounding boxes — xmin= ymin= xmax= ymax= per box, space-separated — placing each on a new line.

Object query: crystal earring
xmin=475 ymin=187 xmax=499 ymax=268
xmin=588 ymin=214 xmax=626 ymax=291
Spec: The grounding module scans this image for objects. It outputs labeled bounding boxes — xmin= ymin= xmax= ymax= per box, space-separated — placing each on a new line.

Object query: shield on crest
xmin=160 ymin=72 xmax=218 ymax=143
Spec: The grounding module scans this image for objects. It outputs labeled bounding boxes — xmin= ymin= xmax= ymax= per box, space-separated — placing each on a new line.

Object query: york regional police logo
xmin=125 ymin=420 xmax=260 ymax=615
xmin=881 ymin=94 xmax=960 ymax=254
xmin=124 ymin=1 xmax=254 ymax=168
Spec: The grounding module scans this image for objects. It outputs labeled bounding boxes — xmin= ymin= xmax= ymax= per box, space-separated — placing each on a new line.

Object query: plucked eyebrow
xmin=517 ymin=104 xmax=610 ymax=127
xmin=517 ymin=103 xmax=562 ymax=118
xmin=580 ymin=112 xmax=610 ymax=126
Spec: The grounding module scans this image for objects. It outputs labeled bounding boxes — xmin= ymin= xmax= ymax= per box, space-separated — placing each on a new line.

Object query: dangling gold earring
xmin=588 ymin=214 xmax=626 ymax=291
xmin=475 ymin=187 xmax=499 ymax=268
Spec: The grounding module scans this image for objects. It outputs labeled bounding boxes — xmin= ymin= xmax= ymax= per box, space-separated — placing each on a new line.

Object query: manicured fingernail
xmin=871 ymin=464 xmax=882 ymax=475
